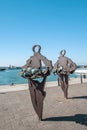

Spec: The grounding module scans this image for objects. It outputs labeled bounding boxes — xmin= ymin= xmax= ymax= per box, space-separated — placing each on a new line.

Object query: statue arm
xmin=68 ymin=59 xmax=77 ymax=73
xmin=38 ymin=54 xmax=53 ymax=71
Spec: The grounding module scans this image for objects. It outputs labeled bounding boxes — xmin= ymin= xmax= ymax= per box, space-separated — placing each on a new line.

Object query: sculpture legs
xmin=28 ymin=77 xmax=47 ymax=120
xmin=58 ymin=74 xmax=68 ymax=99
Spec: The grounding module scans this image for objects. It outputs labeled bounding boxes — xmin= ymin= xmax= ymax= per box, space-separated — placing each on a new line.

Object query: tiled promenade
xmin=0 ymin=82 xmax=87 ymax=130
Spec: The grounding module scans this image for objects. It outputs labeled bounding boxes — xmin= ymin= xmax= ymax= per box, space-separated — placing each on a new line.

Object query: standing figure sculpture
xmin=53 ymin=50 xmax=77 ymax=99
xmin=20 ymin=45 xmax=52 ymax=120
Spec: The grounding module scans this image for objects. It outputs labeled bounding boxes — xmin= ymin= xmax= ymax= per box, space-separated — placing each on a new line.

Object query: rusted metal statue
xmin=53 ymin=50 xmax=77 ymax=99
xmin=20 ymin=45 xmax=52 ymax=120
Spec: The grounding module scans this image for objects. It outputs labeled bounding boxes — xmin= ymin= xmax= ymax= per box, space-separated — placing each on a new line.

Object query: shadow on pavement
xmin=43 ymin=114 xmax=87 ymax=126
xmin=69 ymin=96 xmax=87 ymax=99
xmin=0 ymin=92 xmax=6 ymax=94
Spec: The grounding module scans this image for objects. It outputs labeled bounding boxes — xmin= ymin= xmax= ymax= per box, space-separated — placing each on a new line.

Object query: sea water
xmin=0 ymin=69 xmax=78 ymax=85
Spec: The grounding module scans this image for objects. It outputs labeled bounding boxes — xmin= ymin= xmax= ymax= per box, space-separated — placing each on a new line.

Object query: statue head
xmin=32 ymin=45 xmax=41 ymax=53
xmin=60 ymin=49 xmax=66 ymax=56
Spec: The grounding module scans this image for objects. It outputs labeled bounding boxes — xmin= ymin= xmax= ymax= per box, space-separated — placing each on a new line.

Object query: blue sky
xmin=0 ymin=0 xmax=87 ymax=66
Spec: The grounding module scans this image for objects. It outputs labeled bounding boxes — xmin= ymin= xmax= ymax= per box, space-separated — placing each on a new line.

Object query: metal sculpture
xmin=53 ymin=50 xmax=77 ymax=99
xmin=20 ymin=45 xmax=52 ymax=120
